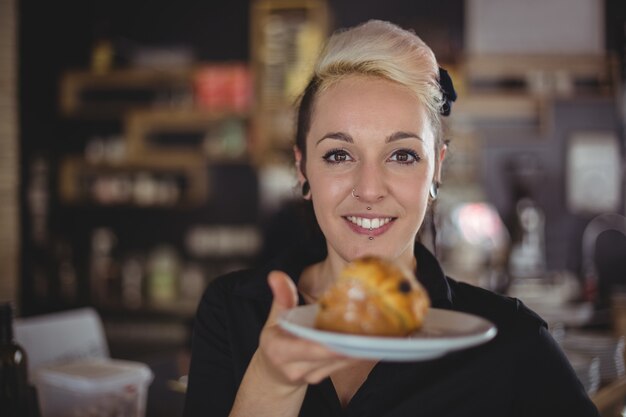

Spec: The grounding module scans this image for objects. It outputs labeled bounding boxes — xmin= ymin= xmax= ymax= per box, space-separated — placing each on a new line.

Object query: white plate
xmin=279 ymin=305 xmax=497 ymax=361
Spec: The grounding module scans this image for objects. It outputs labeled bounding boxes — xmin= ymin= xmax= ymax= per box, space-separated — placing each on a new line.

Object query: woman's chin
xmin=336 ymin=241 xmax=409 ymax=263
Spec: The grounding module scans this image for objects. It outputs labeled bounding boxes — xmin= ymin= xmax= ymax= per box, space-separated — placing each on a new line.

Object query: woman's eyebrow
xmin=316 ymin=131 xmax=423 ymax=145
xmin=386 ymin=131 xmax=423 ymax=143
xmin=316 ymin=132 xmax=353 ymax=145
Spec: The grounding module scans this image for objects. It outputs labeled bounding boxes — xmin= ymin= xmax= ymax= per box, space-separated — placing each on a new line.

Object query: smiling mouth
xmin=345 ymin=216 xmax=395 ymax=230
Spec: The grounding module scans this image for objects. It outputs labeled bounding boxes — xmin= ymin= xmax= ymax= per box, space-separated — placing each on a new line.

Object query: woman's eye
xmin=389 ymin=149 xmax=420 ymax=164
xmin=322 ymin=149 xmax=352 ymax=164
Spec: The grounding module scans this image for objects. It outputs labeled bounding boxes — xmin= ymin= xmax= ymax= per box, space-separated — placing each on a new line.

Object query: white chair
xmin=14 ymin=307 xmax=109 ymax=377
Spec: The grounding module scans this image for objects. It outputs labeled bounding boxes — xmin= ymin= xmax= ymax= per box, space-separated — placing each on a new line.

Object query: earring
xmin=352 ymin=188 xmax=360 ymax=199
xmin=429 ymin=183 xmax=439 ymax=200
xmin=301 ymin=181 xmax=310 ymax=197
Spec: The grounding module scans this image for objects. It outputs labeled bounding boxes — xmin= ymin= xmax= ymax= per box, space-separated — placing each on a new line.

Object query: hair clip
xmin=438 ymin=67 xmax=457 ymax=117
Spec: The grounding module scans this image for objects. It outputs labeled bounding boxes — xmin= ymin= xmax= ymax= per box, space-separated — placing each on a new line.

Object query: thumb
xmin=266 ymin=270 xmax=298 ymax=326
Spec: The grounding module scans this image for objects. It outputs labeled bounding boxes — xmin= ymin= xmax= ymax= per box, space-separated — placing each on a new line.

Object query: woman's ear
xmin=434 ymin=143 xmax=448 ymax=183
xmin=293 ymin=145 xmax=307 ymax=185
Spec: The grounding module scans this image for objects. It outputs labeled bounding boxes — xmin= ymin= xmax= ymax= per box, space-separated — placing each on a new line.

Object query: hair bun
xmin=438 ymin=67 xmax=457 ymax=116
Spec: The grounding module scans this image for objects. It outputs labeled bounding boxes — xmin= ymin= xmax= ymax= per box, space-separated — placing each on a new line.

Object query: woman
xmin=184 ymin=20 xmax=599 ymax=417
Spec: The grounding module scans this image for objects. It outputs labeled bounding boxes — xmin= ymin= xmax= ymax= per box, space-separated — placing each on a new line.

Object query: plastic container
xmin=33 ymin=358 xmax=154 ymax=417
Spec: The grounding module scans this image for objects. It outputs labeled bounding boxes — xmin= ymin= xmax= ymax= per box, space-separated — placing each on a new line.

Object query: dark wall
xmin=18 ymin=1 xmax=257 ymax=314
xmin=17 ymin=0 xmax=468 ymax=315
xmin=17 ymin=1 xmax=626 ymax=314
xmin=481 ymin=98 xmax=622 ymax=272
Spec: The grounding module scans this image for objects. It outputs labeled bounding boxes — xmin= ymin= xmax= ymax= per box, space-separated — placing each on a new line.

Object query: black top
xmin=183 ymin=243 xmax=600 ymax=417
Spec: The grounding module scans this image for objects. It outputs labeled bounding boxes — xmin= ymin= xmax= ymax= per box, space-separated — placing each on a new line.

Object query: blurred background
xmin=1 ymin=0 xmax=626 ymax=415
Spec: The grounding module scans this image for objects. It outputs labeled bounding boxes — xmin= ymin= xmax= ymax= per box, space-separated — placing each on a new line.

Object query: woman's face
xmin=296 ymin=75 xmax=444 ymax=266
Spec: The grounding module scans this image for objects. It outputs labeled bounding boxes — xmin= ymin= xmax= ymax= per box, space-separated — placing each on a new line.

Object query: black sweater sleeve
xmin=513 ymin=325 xmax=600 ymax=417
xmin=450 ymin=280 xmax=600 ymax=417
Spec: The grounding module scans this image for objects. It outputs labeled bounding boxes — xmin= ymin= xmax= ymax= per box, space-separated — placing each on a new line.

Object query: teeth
xmin=347 ymin=216 xmax=391 ymax=230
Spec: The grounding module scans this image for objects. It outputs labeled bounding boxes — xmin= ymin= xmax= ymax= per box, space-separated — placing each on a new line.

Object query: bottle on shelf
xmin=147 ymin=245 xmax=180 ymax=305
xmin=0 ymin=302 xmax=38 ymax=416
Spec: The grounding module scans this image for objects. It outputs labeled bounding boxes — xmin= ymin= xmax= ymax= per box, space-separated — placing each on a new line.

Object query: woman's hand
xmin=229 ymin=271 xmax=356 ymax=417
xmin=255 ymin=271 xmax=355 ymax=388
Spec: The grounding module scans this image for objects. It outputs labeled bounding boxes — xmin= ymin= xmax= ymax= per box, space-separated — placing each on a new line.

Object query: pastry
xmin=314 ymin=256 xmax=430 ymax=336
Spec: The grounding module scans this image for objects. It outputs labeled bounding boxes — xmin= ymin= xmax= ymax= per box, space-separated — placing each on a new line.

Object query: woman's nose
xmin=353 ymin=162 xmax=387 ymax=203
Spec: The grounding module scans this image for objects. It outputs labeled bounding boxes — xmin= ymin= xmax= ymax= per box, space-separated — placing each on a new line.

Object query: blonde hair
xmin=295 ymin=20 xmax=445 ymax=169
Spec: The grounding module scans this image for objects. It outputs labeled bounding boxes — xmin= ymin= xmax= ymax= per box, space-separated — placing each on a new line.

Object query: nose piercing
xmin=352 ymin=188 xmax=360 ymax=199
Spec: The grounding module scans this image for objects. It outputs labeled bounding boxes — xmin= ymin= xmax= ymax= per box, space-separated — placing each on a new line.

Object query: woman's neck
xmin=297 ymin=245 xmax=418 ymax=303
xmin=298 ymin=259 xmax=339 ymax=303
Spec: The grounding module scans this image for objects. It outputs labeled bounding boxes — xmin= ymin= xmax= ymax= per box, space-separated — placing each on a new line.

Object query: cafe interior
xmin=2 ymin=0 xmax=626 ymax=415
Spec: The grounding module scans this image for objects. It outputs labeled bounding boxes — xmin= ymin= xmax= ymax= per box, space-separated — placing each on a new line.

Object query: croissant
xmin=315 ymin=256 xmax=430 ymax=336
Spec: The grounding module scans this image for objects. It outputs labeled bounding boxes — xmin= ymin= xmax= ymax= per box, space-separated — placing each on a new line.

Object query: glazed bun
xmin=315 ymin=256 xmax=430 ymax=336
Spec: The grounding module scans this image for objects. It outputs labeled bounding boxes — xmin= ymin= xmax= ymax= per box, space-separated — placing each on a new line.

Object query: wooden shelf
xmin=57 ymin=66 xmax=257 ymax=208
xmin=451 ymin=93 xmax=545 ymax=123
xmin=59 ymin=155 xmax=209 ymax=207
xmin=125 ymin=109 xmax=249 ymax=165
xmin=97 ymin=299 xmax=199 ymax=320
xmin=463 ymin=54 xmax=617 ymax=93
xmin=250 ymin=0 xmax=330 ymax=165
xmin=60 ymin=67 xmax=194 ymax=118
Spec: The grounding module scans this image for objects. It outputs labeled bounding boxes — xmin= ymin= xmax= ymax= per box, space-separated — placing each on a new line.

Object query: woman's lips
xmin=343 ymin=215 xmax=396 ymax=236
